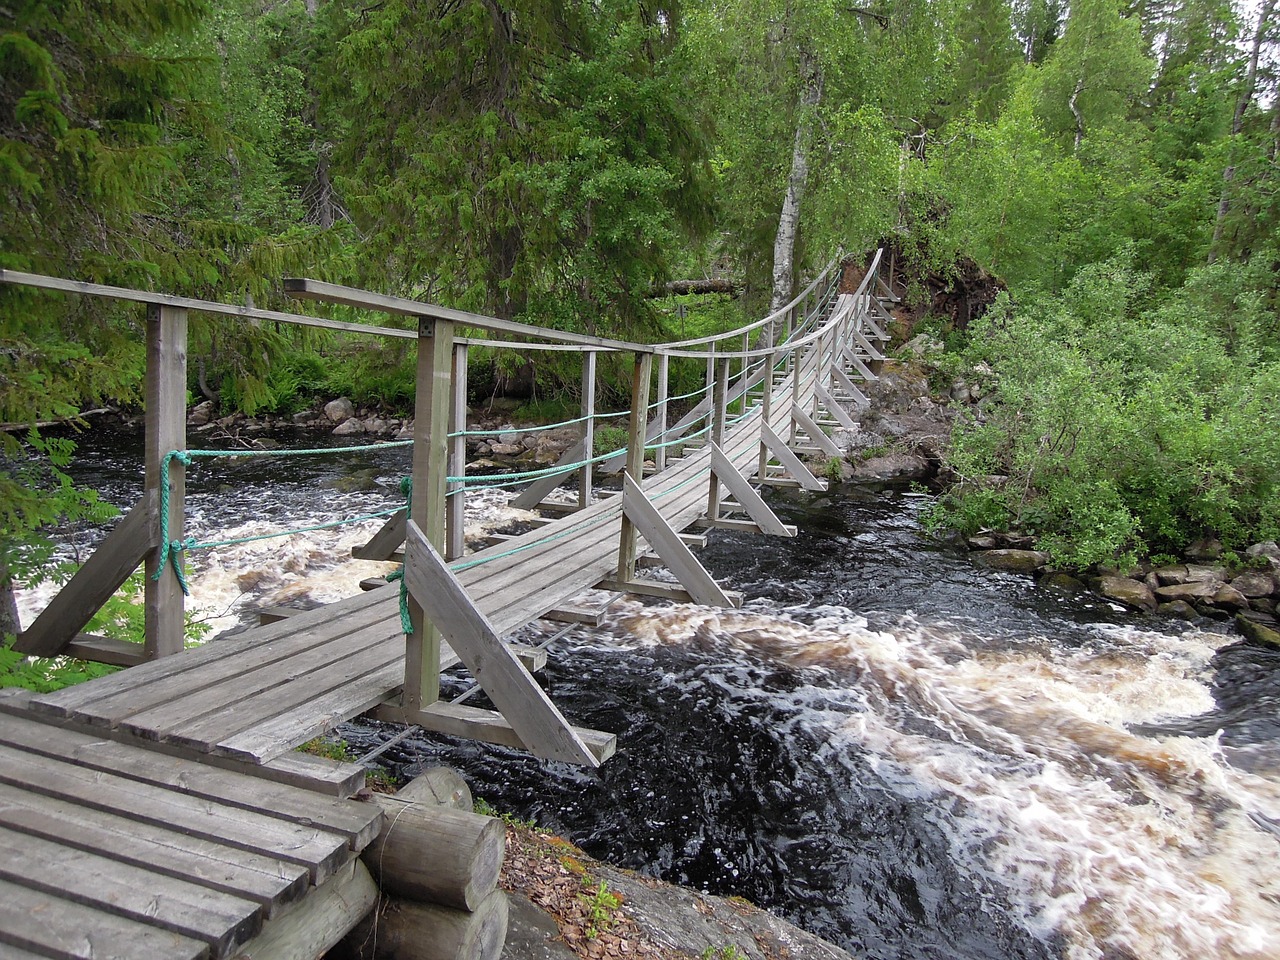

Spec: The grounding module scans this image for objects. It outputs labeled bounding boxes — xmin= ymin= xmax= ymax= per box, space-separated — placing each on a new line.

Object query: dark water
xmin=41 ymin=433 xmax=1280 ymax=960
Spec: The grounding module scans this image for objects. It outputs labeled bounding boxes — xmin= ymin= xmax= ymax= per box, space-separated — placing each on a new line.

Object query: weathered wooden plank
xmin=579 ymin=350 xmax=597 ymax=509
xmin=0 ymin=781 xmax=309 ymax=915
xmin=16 ymin=496 xmax=154 ymax=657
xmin=853 ymin=328 xmax=885 ymax=361
xmin=118 ymin=621 xmax=402 ymax=745
xmin=617 ymin=351 xmax=654 ymax=581
xmin=351 ymin=510 xmax=406 ymax=560
xmin=620 ymin=474 xmax=731 ymax=608
xmin=709 ymin=444 xmax=795 ymax=537
xmin=814 ymin=383 xmax=858 ymax=430
xmin=374 ymin=701 xmax=616 ymax=764
xmin=229 ymin=858 xmax=378 ymax=960
xmin=0 ymin=743 xmax=349 ymax=884
xmin=0 ymin=825 xmax=262 ymax=956
xmin=215 ymin=659 xmax=405 ymax=764
xmin=404 ymin=520 xmax=600 ymax=766
xmin=27 ymin=585 xmax=396 ymax=719
xmin=842 ymin=344 xmax=878 ymax=382
xmin=145 ymin=303 xmax=188 ymax=659
xmin=0 ymin=712 xmax=380 ymax=848
xmin=760 ymin=423 xmax=825 ymax=491
xmin=63 ymin=633 xmax=148 ymax=667
xmin=509 ymin=438 xmax=586 ymax=509
xmin=447 ymin=342 xmax=469 ymax=560
xmin=791 ymin=405 xmax=842 ymax=458
xmin=0 ymin=876 xmax=207 ymax=960
xmin=830 ymin=363 xmax=869 ymax=405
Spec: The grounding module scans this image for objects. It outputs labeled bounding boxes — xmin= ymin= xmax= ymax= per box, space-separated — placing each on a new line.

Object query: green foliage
xmin=593 ymin=426 xmax=631 ymax=458
xmin=578 ymin=879 xmax=622 ymax=939
xmin=700 ymin=947 xmax=746 ymax=960
xmin=473 ymin=797 xmax=536 ymax=829
xmin=929 ymin=255 xmax=1280 ymax=567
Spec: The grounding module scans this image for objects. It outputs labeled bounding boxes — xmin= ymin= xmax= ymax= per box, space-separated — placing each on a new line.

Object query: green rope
xmin=152 ymin=450 xmax=194 ymax=595
xmin=395 ymin=476 xmax=414 ymax=633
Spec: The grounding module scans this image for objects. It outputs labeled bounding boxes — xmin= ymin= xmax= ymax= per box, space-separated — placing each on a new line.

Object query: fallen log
xmin=361 ymin=794 xmax=504 ymax=911
xmin=340 ymin=889 xmax=509 ymax=960
xmin=396 ymin=766 xmax=472 ymax=810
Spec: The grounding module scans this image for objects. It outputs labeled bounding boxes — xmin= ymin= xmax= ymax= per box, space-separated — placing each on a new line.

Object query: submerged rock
xmin=972 ymin=549 xmax=1050 ymax=574
xmin=1094 ymin=575 xmax=1156 ymax=612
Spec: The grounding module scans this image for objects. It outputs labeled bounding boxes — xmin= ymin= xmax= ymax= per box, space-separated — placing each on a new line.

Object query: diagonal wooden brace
xmin=709 ymin=445 xmax=795 ymax=537
xmin=815 ymin=383 xmax=858 ymax=429
xmin=791 ymin=405 xmax=842 ymax=458
xmin=402 ymin=520 xmax=601 ymax=766
xmin=351 ymin=509 xmax=406 ymax=560
xmin=760 ymin=424 xmax=825 ymax=491
xmin=830 ymin=364 xmax=869 ymax=406
xmin=620 ymin=474 xmax=732 ymax=607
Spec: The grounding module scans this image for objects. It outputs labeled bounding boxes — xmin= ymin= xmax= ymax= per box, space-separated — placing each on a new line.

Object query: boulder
xmin=1210 ymin=584 xmax=1250 ymax=610
xmin=1154 ymin=564 xmax=1226 ymax=585
xmin=1230 ymin=571 xmax=1276 ymax=599
xmin=900 ymin=333 xmax=943 ymax=358
xmin=332 ymin=416 xmax=366 ymax=436
xmin=324 ymin=397 xmax=355 ymax=423
xmin=520 ymin=435 xmax=541 ymax=450
xmin=1236 ymin=613 xmax=1280 ymax=648
xmin=1245 ymin=541 xmax=1280 ymax=563
xmin=489 ymin=442 xmax=523 ymax=457
xmin=967 ymin=534 xmax=1000 ymax=550
xmin=395 ymin=423 xmax=414 ymax=440
xmin=1155 ymin=581 xmax=1219 ymax=602
xmin=1184 ymin=536 xmax=1224 ymax=561
xmin=1094 ymin=575 xmax=1156 ymax=612
xmin=188 ymin=400 xmax=215 ymax=426
xmin=847 ymin=452 xmax=932 ymax=482
xmin=973 ymin=549 xmax=1051 ymax=574
xmin=1041 ymin=572 xmax=1087 ymax=593
xmin=291 ymin=411 xmax=314 ymax=424
xmin=1158 ymin=600 xmax=1198 ymax=620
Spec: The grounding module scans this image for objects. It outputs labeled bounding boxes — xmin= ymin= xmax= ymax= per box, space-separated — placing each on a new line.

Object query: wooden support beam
xmin=351 ymin=509 xmax=407 ymax=561
xmin=374 ymin=700 xmax=616 ymax=765
xmin=831 ymin=363 xmax=869 ymax=406
xmin=62 ymin=635 xmax=148 ymax=667
xmin=706 ymin=357 xmax=729 ymax=522
xmin=653 ymin=352 xmax=669 ymax=473
xmin=509 ymin=439 xmax=584 ymax=510
xmin=405 ymin=317 xmax=454 ymax=713
xmin=446 ymin=342 xmax=468 ymax=561
xmin=616 ymin=351 xmax=653 ymax=582
xmin=620 ymin=474 xmax=731 ymax=607
xmin=232 ymin=859 xmax=378 ymax=960
xmin=579 ymin=351 xmax=596 ymax=510
xmin=692 ymin=517 xmax=798 ymax=536
xmin=792 ymin=404 xmax=842 ymax=458
xmin=761 ymin=423 xmax=825 ymax=491
xmin=842 ymin=344 xmax=878 ymax=382
xmin=815 ymin=383 xmax=858 ymax=430
xmin=402 ymin=520 xmax=602 ymax=766
xmin=144 ymin=303 xmax=188 ymax=660
xmin=709 ymin=445 xmax=795 ymax=537
xmin=597 ymin=578 xmax=744 ymax=608
xmin=853 ymin=328 xmax=886 ymax=361
xmin=15 ymin=496 xmax=154 ymax=657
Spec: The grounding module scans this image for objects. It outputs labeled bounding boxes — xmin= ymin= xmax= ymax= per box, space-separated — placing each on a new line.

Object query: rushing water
xmin=19 ymin=433 xmax=1280 ymax=960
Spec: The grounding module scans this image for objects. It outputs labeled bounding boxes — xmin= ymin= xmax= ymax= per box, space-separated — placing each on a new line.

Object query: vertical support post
xmin=759 ymin=350 xmax=778 ymax=480
xmin=144 ymin=304 xmax=188 ymax=660
xmin=405 ymin=316 xmax=454 ymax=712
xmin=706 ymin=357 xmax=729 ymax=521
xmin=653 ymin=352 xmax=669 ymax=474
xmin=616 ymin=351 xmax=653 ymax=582
xmin=739 ymin=331 xmax=750 ymax=410
xmin=790 ymin=344 xmax=804 ymax=444
xmin=445 ymin=341 xmax=468 ymax=561
xmin=578 ymin=350 xmax=597 ymax=509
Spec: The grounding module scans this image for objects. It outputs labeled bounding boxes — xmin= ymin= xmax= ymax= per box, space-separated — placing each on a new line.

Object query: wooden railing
xmin=0 ymin=250 xmax=889 ymax=698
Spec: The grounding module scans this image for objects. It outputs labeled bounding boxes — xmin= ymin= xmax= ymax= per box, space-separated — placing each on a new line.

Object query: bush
xmin=928 ymin=254 xmax=1280 ymax=568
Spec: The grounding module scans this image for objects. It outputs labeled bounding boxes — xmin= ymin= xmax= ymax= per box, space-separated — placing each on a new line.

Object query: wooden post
xmin=616 ymin=351 xmax=652 ymax=582
xmin=653 ymin=352 xmax=669 ymax=473
xmin=790 ymin=344 xmax=804 ymax=445
xmin=578 ymin=350 xmax=597 ymax=510
xmin=405 ymin=316 xmax=454 ymax=712
xmin=759 ymin=350 xmax=778 ymax=480
xmin=446 ymin=342 xmax=468 ymax=561
xmin=144 ymin=304 xmax=187 ymax=660
xmin=706 ymin=357 xmax=729 ymax=522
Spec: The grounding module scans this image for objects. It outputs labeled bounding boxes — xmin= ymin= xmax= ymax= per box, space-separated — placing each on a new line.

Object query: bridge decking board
xmin=0 ymin=708 xmax=383 ymax=960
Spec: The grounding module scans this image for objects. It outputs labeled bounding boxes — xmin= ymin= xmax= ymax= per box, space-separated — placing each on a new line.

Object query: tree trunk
xmin=1068 ymin=76 xmax=1086 ymax=152
xmin=769 ymin=49 xmax=823 ymax=328
xmin=1209 ymin=0 xmax=1275 ymax=262
xmin=0 ymin=558 xmax=21 ymax=641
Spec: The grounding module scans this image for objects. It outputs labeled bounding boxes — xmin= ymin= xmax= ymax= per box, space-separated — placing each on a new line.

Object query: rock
xmin=188 ymin=400 xmax=215 ymax=426
xmin=474 ymin=442 xmax=493 ymax=456
xmin=847 ymin=452 xmax=932 ymax=482
xmin=1094 ymin=575 xmax=1156 ymax=612
xmin=967 ymin=534 xmax=1000 ymax=550
xmin=520 ymin=435 xmax=540 ymax=450
xmin=291 ymin=411 xmax=313 ymax=424
xmin=949 ymin=379 xmax=971 ymax=403
xmin=1184 ymin=536 xmax=1224 ymax=561
xmin=1236 ymin=613 xmax=1280 ymax=648
xmin=1158 ymin=600 xmax=1199 ymax=620
xmin=395 ymin=423 xmax=414 ymax=440
xmin=366 ymin=417 xmax=390 ymax=434
xmin=1041 ymin=572 xmax=1087 ymax=593
xmin=1251 ymin=597 xmax=1277 ymax=614
xmin=1155 ymin=581 xmax=1219 ymax=602
xmin=1210 ymin=584 xmax=1250 ymax=610
xmin=1230 ymin=571 xmax=1276 ymax=599
xmin=900 ymin=333 xmax=943 ymax=358
xmin=1154 ymin=564 xmax=1226 ymax=586
xmin=324 ymin=397 xmax=355 ymax=423
xmin=504 ymin=891 xmax=578 ymax=960
xmin=973 ymin=549 xmax=1050 ymax=574
xmin=1245 ymin=541 xmax=1280 ymax=562
xmin=489 ymin=442 xmax=523 ymax=457
xmin=332 ymin=416 xmax=366 ymax=436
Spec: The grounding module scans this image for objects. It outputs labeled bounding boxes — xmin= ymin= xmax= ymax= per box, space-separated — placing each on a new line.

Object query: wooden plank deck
xmin=25 ymin=388 xmax=795 ymax=769
xmin=0 ymin=700 xmax=383 ymax=960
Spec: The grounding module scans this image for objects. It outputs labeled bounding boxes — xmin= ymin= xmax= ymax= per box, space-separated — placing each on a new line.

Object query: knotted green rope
xmin=393 ymin=475 xmax=414 ymax=634
xmin=152 ymin=450 xmax=196 ymax=595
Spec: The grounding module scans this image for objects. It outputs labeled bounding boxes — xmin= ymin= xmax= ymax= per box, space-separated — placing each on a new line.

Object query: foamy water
xmin=603 ymin=600 xmax=1280 ymax=960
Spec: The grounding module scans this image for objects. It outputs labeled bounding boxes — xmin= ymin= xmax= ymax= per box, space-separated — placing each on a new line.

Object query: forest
xmin=2 ymin=0 xmax=1279 ymax=579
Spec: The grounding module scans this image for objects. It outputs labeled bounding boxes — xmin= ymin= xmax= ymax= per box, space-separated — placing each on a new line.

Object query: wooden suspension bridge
xmin=0 ymin=250 xmax=894 ymax=960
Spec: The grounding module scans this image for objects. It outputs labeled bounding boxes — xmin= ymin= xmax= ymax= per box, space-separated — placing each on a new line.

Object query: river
xmin=17 ymin=432 xmax=1280 ymax=960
